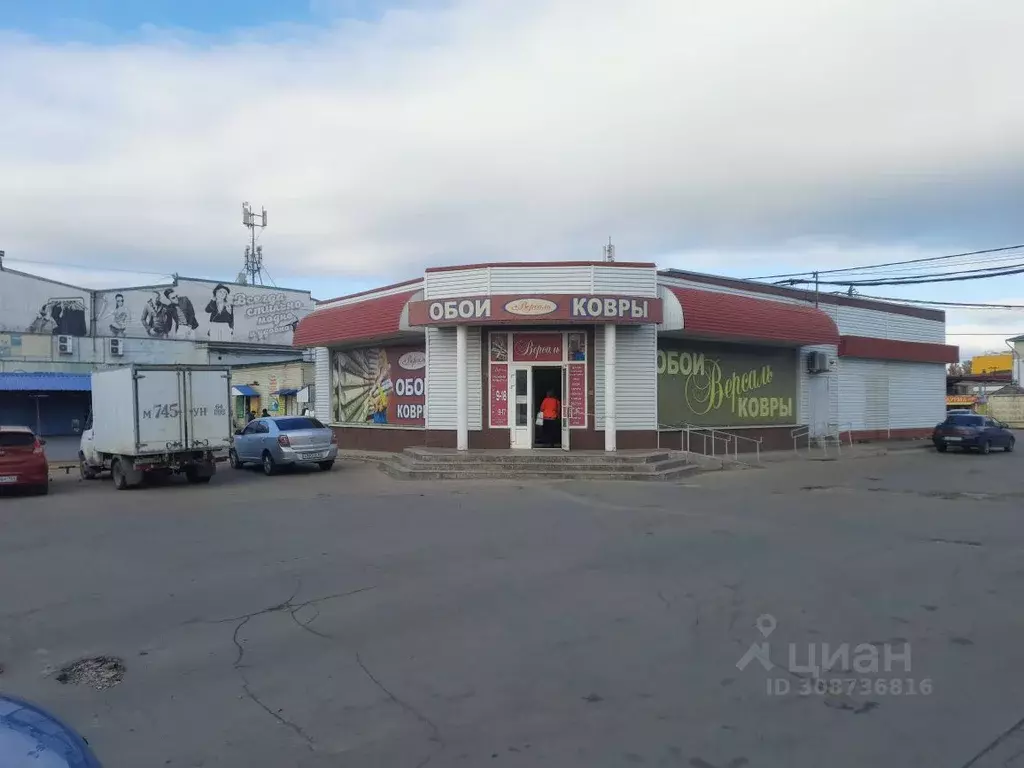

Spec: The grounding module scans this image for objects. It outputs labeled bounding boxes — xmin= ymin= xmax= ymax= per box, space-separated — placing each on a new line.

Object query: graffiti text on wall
xmin=238 ymin=292 xmax=305 ymax=343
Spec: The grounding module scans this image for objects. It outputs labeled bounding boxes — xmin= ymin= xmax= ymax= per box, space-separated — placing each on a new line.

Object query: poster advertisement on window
xmin=332 ymin=345 xmax=426 ymax=426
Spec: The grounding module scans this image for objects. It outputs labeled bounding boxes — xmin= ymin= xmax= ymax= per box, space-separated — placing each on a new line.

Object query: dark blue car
xmin=933 ymin=413 xmax=1015 ymax=454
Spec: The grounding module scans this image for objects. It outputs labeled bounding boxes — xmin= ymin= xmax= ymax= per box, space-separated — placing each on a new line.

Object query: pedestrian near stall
xmin=540 ymin=390 xmax=560 ymax=447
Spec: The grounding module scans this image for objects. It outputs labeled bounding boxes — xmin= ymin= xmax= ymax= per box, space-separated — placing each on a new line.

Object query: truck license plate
xmin=0 ymin=476 xmax=17 ymax=484
xmin=301 ymin=451 xmax=325 ymax=460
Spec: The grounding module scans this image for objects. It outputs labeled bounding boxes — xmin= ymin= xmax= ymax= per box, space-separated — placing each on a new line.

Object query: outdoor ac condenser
xmin=806 ymin=350 xmax=829 ymax=374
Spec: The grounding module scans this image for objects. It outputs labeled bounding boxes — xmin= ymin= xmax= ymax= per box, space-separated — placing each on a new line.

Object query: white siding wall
xmin=425 ymin=265 xmax=658 ymax=299
xmin=467 ymin=327 xmax=483 ymax=430
xmin=595 ymin=325 xmax=658 ymax=430
xmin=817 ymin=303 xmax=944 ymax=343
xmin=837 ymin=359 xmax=944 ymax=432
xmin=426 ymin=327 xmax=458 ymax=429
xmin=889 ymin=362 xmax=946 ymax=429
xmin=591 ymin=267 xmax=658 ymax=297
xmin=314 ymin=347 xmax=331 ymax=422
xmin=797 ymin=344 xmax=839 ymax=430
xmin=595 ymin=329 xmax=605 ymax=428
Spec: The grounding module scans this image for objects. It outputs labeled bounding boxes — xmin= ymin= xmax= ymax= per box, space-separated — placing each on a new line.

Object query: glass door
xmin=510 ymin=366 xmax=532 ymax=449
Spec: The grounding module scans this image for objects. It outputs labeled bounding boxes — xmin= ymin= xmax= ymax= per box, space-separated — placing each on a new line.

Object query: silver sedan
xmin=230 ymin=416 xmax=338 ymax=475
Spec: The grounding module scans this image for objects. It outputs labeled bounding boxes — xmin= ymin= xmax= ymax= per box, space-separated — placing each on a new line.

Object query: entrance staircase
xmin=380 ymin=447 xmax=696 ymax=481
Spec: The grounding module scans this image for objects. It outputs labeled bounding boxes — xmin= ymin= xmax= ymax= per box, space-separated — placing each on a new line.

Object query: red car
xmin=0 ymin=426 xmax=49 ymax=495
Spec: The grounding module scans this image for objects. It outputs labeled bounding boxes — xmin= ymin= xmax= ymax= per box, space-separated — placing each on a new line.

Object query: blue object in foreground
xmin=0 ymin=694 xmax=101 ymax=767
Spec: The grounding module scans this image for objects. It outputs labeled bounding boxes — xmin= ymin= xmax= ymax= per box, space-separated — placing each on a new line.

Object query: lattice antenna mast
xmin=242 ymin=202 xmax=268 ymax=285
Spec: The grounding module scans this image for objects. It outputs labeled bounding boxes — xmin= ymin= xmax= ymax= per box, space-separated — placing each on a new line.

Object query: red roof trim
xmin=659 ymin=270 xmax=945 ymax=321
xmin=666 ymin=285 xmax=840 ymax=346
xmin=425 ymin=261 xmax=655 ymax=273
xmin=839 ymin=336 xmax=959 ymax=364
xmin=293 ymin=289 xmax=419 ymax=347
xmin=316 ymin=278 xmax=422 ymax=306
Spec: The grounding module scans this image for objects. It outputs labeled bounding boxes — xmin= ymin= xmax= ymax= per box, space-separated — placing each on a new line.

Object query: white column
xmin=604 ymin=323 xmax=617 ymax=451
xmin=456 ymin=324 xmax=469 ymax=450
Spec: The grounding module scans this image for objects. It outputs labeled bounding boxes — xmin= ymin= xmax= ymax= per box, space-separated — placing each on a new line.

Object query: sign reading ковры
xmin=657 ymin=341 xmax=798 ymax=428
xmin=407 ymin=295 xmax=663 ymax=326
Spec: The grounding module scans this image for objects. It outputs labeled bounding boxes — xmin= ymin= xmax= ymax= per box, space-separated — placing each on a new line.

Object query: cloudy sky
xmin=2 ymin=0 xmax=1023 ymax=357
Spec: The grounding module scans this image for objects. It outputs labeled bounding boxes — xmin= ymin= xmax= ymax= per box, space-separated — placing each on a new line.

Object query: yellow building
xmin=972 ymin=353 xmax=1012 ymax=374
xmin=230 ymin=360 xmax=315 ymax=427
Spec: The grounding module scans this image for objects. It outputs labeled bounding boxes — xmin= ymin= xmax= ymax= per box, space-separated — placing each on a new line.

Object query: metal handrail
xmin=827 ymin=422 xmax=854 ymax=447
xmin=790 ymin=425 xmax=811 ymax=454
xmin=658 ymin=423 xmax=762 ymax=464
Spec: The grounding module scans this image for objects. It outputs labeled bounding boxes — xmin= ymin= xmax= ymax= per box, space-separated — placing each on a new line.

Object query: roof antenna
xmin=603 ymin=237 xmax=615 ymax=262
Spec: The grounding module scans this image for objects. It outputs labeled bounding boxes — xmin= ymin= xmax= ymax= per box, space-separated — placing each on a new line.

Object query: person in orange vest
xmin=540 ymin=390 xmax=560 ymax=447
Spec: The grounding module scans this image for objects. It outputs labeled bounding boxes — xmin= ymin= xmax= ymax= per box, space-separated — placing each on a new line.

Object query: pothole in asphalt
xmin=56 ymin=656 xmax=125 ymax=690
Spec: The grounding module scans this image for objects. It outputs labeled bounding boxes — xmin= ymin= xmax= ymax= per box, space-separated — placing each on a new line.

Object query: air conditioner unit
xmin=57 ymin=335 xmax=74 ymax=355
xmin=109 ymin=337 xmax=124 ymax=356
xmin=806 ymin=350 xmax=829 ymax=374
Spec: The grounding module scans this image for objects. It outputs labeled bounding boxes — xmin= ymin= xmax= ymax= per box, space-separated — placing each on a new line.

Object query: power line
xmin=853 ymin=294 xmax=1024 ymax=310
xmin=748 ymin=244 xmax=1024 ymax=280
xmin=3 ymin=256 xmax=175 ymax=280
xmin=783 ymin=264 xmax=1024 ymax=288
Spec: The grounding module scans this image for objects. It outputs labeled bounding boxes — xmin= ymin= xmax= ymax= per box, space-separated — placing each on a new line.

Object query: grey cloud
xmin=2 ymin=0 xmax=1024 ymax=282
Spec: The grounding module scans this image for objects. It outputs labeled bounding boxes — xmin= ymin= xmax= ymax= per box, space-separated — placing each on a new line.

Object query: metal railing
xmin=791 ymin=422 xmax=854 ymax=456
xmin=658 ymin=423 xmax=763 ymax=464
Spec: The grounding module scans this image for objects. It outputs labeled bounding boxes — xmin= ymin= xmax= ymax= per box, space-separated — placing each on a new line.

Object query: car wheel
xmin=112 ymin=459 xmax=129 ymax=490
xmin=318 ymin=460 xmax=335 ymax=471
xmin=79 ymin=455 xmax=98 ymax=480
xmin=936 ymin=444 xmax=947 ymax=453
xmin=229 ymin=449 xmax=243 ymax=469
xmin=1006 ymin=439 xmax=1015 ymax=453
xmin=980 ymin=440 xmax=991 ymax=455
xmin=36 ymin=481 xmax=50 ymax=496
xmin=262 ymin=451 xmax=277 ymax=476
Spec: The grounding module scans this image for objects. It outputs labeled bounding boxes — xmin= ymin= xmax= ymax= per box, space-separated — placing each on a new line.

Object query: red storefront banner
xmin=512 ymin=333 xmax=563 ymax=362
xmin=407 ymin=294 xmax=664 ymax=326
xmin=384 ymin=346 xmax=426 ymax=425
xmin=568 ymin=363 xmax=586 ymax=427
xmin=490 ymin=364 xmax=509 ymax=427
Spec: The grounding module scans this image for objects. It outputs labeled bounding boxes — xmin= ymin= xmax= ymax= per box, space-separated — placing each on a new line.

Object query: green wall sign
xmin=657 ymin=341 xmax=798 ymax=427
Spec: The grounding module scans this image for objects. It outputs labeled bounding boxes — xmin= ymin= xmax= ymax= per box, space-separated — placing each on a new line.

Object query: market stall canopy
xmin=661 ymin=285 xmax=840 ymax=346
xmin=272 ymin=388 xmax=299 ymax=396
xmin=0 ymin=372 xmax=91 ymax=391
xmin=231 ymin=384 xmax=259 ymax=397
xmin=293 ymin=286 xmax=423 ymax=348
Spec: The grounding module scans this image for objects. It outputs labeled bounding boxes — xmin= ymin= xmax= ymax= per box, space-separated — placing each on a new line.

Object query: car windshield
xmin=0 ymin=431 xmax=35 ymax=447
xmin=944 ymin=414 xmax=984 ymax=427
xmin=274 ymin=417 xmax=325 ymax=431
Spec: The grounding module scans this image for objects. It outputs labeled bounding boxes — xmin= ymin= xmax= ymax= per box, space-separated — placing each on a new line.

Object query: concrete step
xmin=402 ymin=448 xmax=672 ymax=465
xmin=383 ymin=455 xmax=695 ymax=482
xmin=382 ymin=463 xmax=698 ymax=482
xmin=390 ymin=456 xmax=691 ymax=474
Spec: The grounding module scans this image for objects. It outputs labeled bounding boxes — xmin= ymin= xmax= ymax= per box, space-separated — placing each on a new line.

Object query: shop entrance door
xmin=509 ymin=366 xmax=532 ymax=449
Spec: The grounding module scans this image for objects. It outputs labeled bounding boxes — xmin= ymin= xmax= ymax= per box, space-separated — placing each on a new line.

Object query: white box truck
xmin=79 ymin=365 xmax=232 ymax=489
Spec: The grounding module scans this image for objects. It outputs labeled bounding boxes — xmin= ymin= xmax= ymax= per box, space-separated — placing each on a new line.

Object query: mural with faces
xmin=94 ymin=279 xmax=313 ymax=344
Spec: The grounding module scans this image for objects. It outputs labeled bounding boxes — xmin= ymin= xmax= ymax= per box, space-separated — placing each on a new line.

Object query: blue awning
xmin=232 ymin=385 xmax=259 ymax=397
xmin=273 ymin=388 xmax=299 ymax=396
xmin=0 ymin=372 xmax=91 ymax=392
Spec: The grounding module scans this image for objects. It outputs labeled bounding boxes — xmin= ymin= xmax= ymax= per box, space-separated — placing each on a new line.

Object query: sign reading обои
xmin=407 ymin=295 xmax=663 ymax=325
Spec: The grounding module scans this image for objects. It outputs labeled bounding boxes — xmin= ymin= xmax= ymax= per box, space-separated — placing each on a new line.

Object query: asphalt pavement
xmin=1 ymin=446 xmax=1023 ymax=767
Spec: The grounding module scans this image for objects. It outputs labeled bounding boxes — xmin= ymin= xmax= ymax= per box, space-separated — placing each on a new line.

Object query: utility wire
xmin=781 ymin=264 xmax=1024 ymax=288
xmin=748 ymin=244 xmax=1024 ymax=280
xmin=853 ymin=295 xmax=1024 ymax=309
